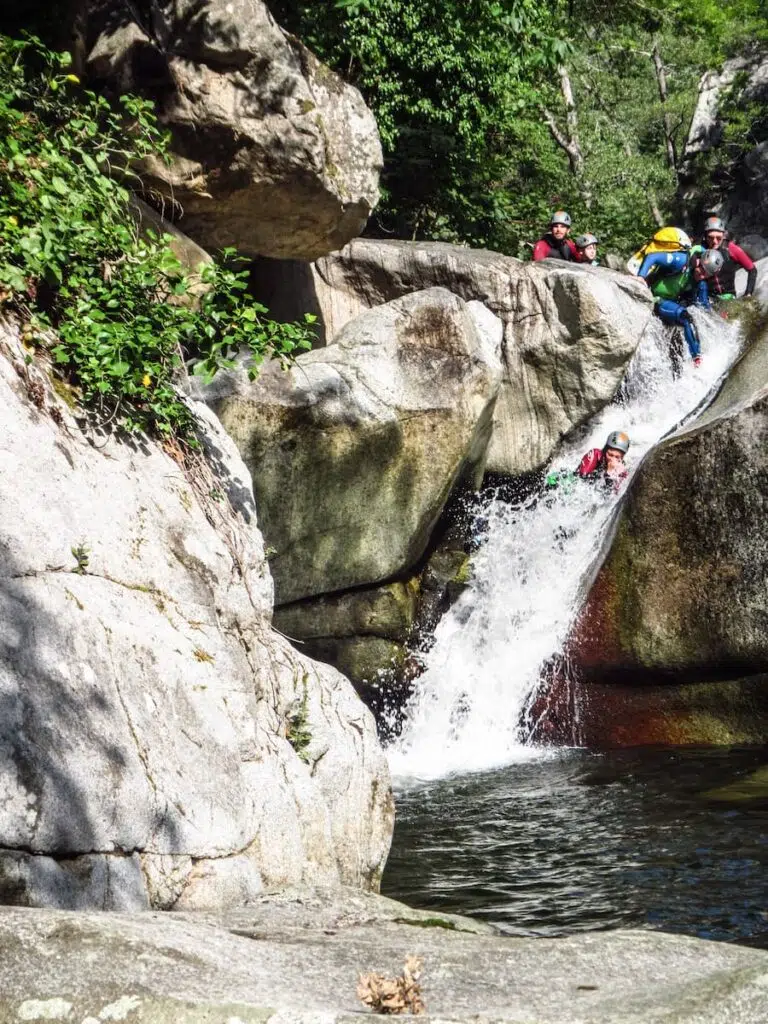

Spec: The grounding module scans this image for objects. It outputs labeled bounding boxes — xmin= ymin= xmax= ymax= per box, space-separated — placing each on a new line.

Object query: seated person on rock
xmin=638 ymin=243 xmax=724 ymax=367
xmin=700 ymin=216 xmax=757 ymax=303
xmin=546 ymin=431 xmax=630 ymax=493
xmin=574 ymin=233 xmax=599 ymax=265
xmin=533 ymin=211 xmax=579 ymax=262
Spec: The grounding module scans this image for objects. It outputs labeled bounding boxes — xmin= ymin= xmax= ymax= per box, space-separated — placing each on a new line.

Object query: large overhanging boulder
xmin=0 ymin=318 xmax=392 ymax=910
xmin=252 ymin=240 xmax=652 ymax=475
xmin=85 ymin=0 xmax=383 ymax=259
xmin=203 ymin=287 xmax=503 ymax=604
xmin=567 ymin=318 xmax=768 ymax=715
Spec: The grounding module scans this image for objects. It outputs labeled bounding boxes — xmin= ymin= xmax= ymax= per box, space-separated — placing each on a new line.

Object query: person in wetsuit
xmin=638 ymin=245 xmax=724 ymax=367
xmin=574 ymin=233 xmax=599 ymax=265
xmin=576 ymin=430 xmax=630 ymax=491
xmin=700 ymin=216 xmax=757 ymax=302
xmin=545 ymin=431 xmax=630 ymax=494
xmin=533 ymin=211 xmax=579 ymax=262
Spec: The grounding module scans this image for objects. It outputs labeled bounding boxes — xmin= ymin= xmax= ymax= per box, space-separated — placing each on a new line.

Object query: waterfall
xmin=388 ymin=312 xmax=743 ymax=780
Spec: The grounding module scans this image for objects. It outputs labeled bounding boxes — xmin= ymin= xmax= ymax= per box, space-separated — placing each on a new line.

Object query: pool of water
xmin=382 ymin=747 xmax=768 ymax=947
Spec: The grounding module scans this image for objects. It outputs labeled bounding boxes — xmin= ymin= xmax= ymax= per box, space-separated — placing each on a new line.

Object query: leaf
xmin=356 ymin=957 xmax=425 ymax=1015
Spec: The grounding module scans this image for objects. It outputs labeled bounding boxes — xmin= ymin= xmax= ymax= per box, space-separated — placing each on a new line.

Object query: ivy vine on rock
xmin=0 ymin=34 xmax=316 ymax=443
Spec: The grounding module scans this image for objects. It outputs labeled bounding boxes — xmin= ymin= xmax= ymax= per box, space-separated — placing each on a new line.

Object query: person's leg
xmin=655 ymin=299 xmax=700 ymax=359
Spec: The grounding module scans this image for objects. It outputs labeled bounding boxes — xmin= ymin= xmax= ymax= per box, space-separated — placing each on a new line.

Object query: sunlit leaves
xmin=0 ymin=34 xmax=315 ymax=442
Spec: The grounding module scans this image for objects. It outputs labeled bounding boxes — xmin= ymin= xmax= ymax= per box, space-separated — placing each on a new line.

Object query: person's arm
xmin=567 ymin=239 xmax=582 ymax=261
xmin=695 ymin=277 xmax=711 ymax=310
xmin=728 ymin=243 xmax=758 ymax=295
xmin=577 ymin=449 xmax=602 ymax=478
xmin=728 ymin=242 xmax=755 ymax=272
xmin=532 ymin=240 xmax=550 ymax=261
xmin=638 ymin=250 xmax=682 ymax=282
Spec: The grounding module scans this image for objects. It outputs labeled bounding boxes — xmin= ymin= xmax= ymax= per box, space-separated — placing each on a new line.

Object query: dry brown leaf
xmin=357 ymin=956 xmax=425 ymax=1015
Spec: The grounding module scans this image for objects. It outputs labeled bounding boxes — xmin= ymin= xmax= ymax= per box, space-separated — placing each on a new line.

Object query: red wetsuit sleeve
xmin=567 ymin=239 xmax=581 ymax=261
xmin=577 ymin=449 xmax=602 ymax=478
xmin=532 ymin=239 xmax=550 ymax=261
xmin=727 ymin=242 xmax=755 ymax=271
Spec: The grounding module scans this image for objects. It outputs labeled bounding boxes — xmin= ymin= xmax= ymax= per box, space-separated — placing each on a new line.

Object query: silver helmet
xmin=575 ymin=233 xmax=599 ymax=248
xmin=605 ymin=430 xmax=630 ymax=454
xmin=699 ymin=248 xmax=725 ymax=277
xmin=703 ymin=215 xmax=726 ymax=235
xmin=550 ymin=210 xmax=572 ymax=227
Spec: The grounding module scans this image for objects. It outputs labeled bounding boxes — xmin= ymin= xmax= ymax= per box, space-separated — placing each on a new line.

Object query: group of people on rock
xmin=532 ymin=211 xmax=600 ymax=265
xmin=538 ymin=209 xmax=759 ymax=494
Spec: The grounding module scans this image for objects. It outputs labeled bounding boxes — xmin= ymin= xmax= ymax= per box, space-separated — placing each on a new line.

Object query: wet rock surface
xmin=565 ymin=320 xmax=768 ymax=739
xmin=0 ymin=889 xmax=767 ymax=1023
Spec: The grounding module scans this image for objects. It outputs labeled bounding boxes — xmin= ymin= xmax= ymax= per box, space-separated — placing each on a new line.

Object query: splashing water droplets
xmin=388 ymin=312 xmax=743 ymax=781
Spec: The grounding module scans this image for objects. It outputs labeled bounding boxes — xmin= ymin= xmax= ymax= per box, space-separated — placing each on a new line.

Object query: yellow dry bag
xmin=627 ymin=227 xmax=692 ymax=275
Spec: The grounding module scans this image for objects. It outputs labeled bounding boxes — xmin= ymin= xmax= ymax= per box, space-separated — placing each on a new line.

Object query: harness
xmin=539 ymin=233 xmax=573 ymax=261
xmin=707 ymin=242 xmax=738 ymax=296
xmin=648 ymin=247 xmax=702 ymax=302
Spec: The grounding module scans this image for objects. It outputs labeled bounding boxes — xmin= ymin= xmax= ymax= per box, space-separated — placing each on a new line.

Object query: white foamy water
xmin=388 ymin=311 xmax=743 ymax=781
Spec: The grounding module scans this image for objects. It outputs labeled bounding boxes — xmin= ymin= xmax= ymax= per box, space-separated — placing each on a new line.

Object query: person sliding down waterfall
xmin=700 ymin=216 xmax=757 ymax=304
xmin=532 ymin=211 xmax=579 ymax=261
xmin=638 ymin=244 xmax=724 ymax=367
xmin=546 ymin=431 xmax=630 ymax=494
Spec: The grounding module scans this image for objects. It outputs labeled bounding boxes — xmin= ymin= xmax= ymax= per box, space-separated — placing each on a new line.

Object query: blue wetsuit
xmin=638 ymin=250 xmax=710 ymax=359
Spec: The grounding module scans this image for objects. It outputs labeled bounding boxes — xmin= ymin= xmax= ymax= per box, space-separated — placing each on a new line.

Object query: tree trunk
xmin=652 ymin=40 xmax=678 ymax=177
xmin=542 ymin=65 xmax=592 ymax=206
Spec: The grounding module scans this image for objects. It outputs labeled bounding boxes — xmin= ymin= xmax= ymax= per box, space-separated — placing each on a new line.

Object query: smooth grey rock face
xmin=571 ymin=319 xmax=768 ymax=685
xmin=1 ymin=891 xmax=768 ymax=1023
xmin=754 ymin=256 xmax=768 ymax=308
xmin=496 ymin=260 xmax=650 ymax=474
xmin=741 ymin=234 xmax=768 ymax=261
xmin=207 ymin=287 xmax=503 ymax=603
xmin=680 ymin=51 xmax=768 ymax=238
xmin=250 ymin=239 xmax=652 ymax=475
xmin=86 ymin=0 xmax=382 ymax=259
xmin=0 ymin=320 xmax=392 ymax=909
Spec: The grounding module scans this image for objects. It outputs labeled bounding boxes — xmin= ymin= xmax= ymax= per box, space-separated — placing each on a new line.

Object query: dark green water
xmin=382 ymin=747 xmax=768 ymax=947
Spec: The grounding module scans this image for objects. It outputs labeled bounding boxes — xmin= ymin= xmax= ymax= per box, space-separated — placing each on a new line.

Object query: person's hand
xmin=693 ymin=355 xmax=702 ymax=368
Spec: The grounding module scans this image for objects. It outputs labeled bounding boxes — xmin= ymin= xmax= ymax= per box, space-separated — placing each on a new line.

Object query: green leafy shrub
xmin=0 ymin=35 xmax=315 ymax=441
xmin=286 ymin=674 xmax=312 ymax=763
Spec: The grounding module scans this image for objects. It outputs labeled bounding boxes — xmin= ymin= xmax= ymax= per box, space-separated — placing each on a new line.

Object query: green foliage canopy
xmin=273 ymin=0 xmax=767 ymax=257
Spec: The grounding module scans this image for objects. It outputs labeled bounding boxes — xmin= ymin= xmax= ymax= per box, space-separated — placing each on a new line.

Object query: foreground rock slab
xmin=1 ymin=890 xmax=768 ymax=1023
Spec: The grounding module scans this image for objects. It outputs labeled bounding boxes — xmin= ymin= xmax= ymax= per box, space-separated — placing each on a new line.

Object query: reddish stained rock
xmin=529 ymin=670 xmax=768 ymax=749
